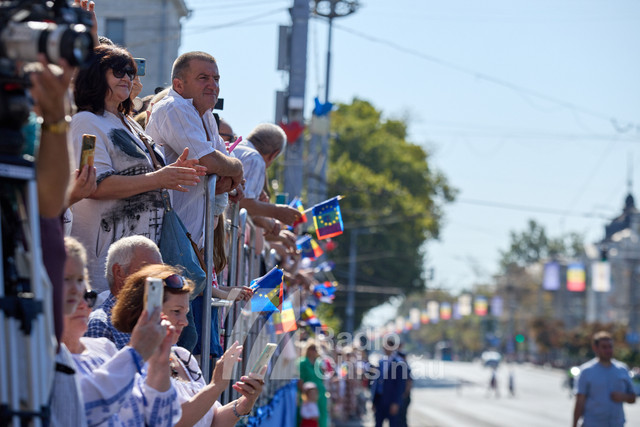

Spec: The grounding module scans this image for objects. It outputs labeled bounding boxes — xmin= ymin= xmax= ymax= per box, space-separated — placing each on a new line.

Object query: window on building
xmin=105 ymin=18 xmax=125 ymax=46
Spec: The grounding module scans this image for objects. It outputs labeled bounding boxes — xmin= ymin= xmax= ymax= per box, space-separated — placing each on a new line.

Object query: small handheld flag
xmin=290 ymin=198 xmax=308 ymax=227
xmin=297 ymin=235 xmax=324 ymax=260
xmin=312 ymin=196 xmax=344 ymax=240
xmin=249 ymin=267 xmax=284 ymax=312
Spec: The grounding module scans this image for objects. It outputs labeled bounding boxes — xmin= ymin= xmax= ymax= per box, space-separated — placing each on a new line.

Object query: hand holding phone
xmin=144 ymin=277 xmax=163 ymax=317
xmin=79 ymin=134 xmax=96 ymax=170
xmin=134 ymin=58 xmax=146 ymax=76
xmin=247 ymin=343 xmax=277 ymax=378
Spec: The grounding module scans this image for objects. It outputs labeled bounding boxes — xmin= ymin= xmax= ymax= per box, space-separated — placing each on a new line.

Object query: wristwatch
xmin=40 ymin=115 xmax=71 ymax=134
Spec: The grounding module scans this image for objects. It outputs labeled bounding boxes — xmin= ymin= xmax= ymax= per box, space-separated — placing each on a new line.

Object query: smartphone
xmin=144 ymin=277 xmax=163 ymax=316
xmin=79 ymin=134 xmax=96 ymax=170
xmin=248 ymin=343 xmax=277 ymax=377
xmin=134 ymin=58 xmax=146 ymax=76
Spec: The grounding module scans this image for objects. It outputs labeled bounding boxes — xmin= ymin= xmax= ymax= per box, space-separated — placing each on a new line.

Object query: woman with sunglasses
xmin=69 ymin=44 xmax=206 ymax=294
xmin=60 ymin=237 xmax=181 ymax=426
xmin=112 ymin=264 xmax=265 ymax=427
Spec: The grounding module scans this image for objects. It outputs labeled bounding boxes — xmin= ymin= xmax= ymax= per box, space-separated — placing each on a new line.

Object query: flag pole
xmin=303 ymin=195 xmax=344 ymax=215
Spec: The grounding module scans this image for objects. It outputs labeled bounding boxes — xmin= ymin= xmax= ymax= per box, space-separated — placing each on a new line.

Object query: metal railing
xmin=200 ymin=176 xmax=298 ymax=410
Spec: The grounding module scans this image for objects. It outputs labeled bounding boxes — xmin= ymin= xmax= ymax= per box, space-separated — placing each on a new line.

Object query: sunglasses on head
xmin=111 ymin=65 xmax=136 ymax=80
xmin=164 ymin=274 xmax=186 ymax=290
xmin=84 ymin=290 xmax=98 ymax=308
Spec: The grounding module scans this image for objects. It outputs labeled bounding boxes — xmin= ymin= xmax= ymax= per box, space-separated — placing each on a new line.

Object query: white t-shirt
xmin=146 ymin=89 xmax=229 ymax=247
xmin=70 ymin=111 xmax=164 ymax=292
xmin=233 ymin=140 xmax=265 ymax=200
xmin=171 ymin=346 xmax=222 ymax=427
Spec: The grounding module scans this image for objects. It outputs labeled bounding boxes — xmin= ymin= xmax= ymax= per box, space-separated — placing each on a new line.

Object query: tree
xmin=499 ymin=219 xmax=585 ymax=269
xmin=326 ymin=99 xmax=456 ymax=328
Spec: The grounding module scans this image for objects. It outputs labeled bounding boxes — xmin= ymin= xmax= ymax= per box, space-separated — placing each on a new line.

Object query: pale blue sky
xmin=180 ymin=0 xmax=640 ymax=301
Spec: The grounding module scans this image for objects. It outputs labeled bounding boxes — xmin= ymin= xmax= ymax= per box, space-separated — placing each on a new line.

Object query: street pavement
xmin=335 ymin=359 xmax=640 ymax=427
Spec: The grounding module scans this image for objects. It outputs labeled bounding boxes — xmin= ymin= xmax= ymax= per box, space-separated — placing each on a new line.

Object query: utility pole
xmin=282 ymin=0 xmax=310 ymax=199
xmin=307 ymin=0 xmax=358 ymax=206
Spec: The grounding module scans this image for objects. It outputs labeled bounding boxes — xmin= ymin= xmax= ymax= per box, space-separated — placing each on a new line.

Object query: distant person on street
xmin=396 ymin=345 xmax=413 ymax=427
xmin=486 ymin=367 xmax=499 ymax=398
xmin=572 ymin=331 xmax=636 ymax=427
xmin=371 ymin=335 xmax=408 ymax=427
xmin=298 ymin=341 xmax=329 ymax=427
xmin=300 ymin=382 xmax=320 ymax=427
xmin=508 ymin=369 xmax=515 ymax=397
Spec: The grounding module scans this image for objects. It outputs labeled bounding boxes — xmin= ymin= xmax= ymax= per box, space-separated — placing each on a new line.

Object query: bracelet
xmin=39 ymin=115 xmax=71 ymax=134
xmin=233 ymin=399 xmax=250 ymax=418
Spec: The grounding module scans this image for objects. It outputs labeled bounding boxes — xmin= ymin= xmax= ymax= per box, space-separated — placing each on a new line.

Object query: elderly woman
xmin=60 ymin=237 xmax=181 ymax=426
xmin=112 ymin=264 xmax=265 ymax=427
xmin=70 ymin=44 xmax=205 ymax=291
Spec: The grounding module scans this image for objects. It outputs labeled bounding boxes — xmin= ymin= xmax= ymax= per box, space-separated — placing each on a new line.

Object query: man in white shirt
xmin=146 ymin=51 xmax=243 ymax=247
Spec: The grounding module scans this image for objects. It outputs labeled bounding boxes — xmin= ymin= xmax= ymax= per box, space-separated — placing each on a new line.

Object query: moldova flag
xmin=249 ymin=267 xmax=284 ymax=312
xmin=290 ymin=198 xmax=308 ymax=227
xmin=312 ymin=196 xmax=344 ymax=240
xmin=280 ymin=300 xmax=298 ymax=333
xmin=297 ymin=235 xmax=324 ymax=260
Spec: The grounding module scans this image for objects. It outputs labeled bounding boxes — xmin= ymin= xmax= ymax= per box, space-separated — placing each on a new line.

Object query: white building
xmin=96 ymin=0 xmax=190 ymax=95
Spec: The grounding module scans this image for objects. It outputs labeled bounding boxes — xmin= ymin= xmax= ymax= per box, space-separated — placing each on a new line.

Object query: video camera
xmin=0 ymin=0 xmax=94 ymax=156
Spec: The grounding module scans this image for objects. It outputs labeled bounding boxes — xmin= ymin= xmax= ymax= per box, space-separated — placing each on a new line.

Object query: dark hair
xmin=111 ymin=264 xmax=193 ymax=333
xmin=74 ymin=44 xmax=137 ymax=116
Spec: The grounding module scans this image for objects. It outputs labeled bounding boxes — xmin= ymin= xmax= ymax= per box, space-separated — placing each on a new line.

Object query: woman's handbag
xmin=158 ymin=190 xmax=207 ymax=298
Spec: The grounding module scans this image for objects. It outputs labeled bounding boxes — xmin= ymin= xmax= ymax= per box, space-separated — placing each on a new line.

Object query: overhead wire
xmin=326 ymin=20 xmax=639 ymax=136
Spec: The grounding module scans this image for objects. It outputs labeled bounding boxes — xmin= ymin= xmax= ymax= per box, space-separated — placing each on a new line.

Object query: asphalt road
xmin=403 ymin=359 xmax=640 ymax=427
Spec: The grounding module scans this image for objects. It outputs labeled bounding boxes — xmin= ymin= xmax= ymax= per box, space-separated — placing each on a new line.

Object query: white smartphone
xmin=248 ymin=343 xmax=277 ymax=377
xmin=144 ymin=277 xmax=163 ymax=316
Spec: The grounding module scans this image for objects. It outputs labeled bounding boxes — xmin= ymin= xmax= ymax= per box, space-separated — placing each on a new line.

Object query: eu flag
xmin=312 ymin=196 xmax=344 ymax=240
xmin=249 ymin=267 xmax=284 ymax=312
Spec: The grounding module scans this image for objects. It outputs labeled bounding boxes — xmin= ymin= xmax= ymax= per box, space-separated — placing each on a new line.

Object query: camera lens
xmin=1 ymin=21 xmax=93 ymax=67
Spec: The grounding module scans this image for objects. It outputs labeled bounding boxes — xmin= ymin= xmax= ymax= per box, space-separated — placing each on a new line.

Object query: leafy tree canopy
xmin=327 ymin=98 xmax=456 ymax=328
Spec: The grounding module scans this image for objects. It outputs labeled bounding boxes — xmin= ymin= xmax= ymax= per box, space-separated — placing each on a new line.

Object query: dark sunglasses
xmin=219 ymin=133 xmax=237 ymax=143
xmin=164 ymin=274 xmax=186 ymax=290
xmin=84 ymin=290 xmax=98 ymax=308
xmin=111 ymin=66 xmax=136 ymax=80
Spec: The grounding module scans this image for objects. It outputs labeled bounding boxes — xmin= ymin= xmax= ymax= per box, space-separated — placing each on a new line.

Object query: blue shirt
xmin=577 ymin=358 xmax=634 ymax=427
xmin=85 ymin=293 xmax=131 ymax=350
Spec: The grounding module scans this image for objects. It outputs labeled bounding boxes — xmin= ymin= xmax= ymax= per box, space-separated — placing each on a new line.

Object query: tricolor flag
xmin=249 ymin=267 xmax=284 ymax=312
xmin=567 ymin=262 xmax=586 ymax=292
xmin=420 ymin=310 xmax=429 ymax=324
xmin=297 ymin=235 xmax=324 ymax=260
xmin=290 ymin=198 xmax=308 ymax=227
xmin=440 ymin=302 xmax=452 ymax=320
xmin=474 ymin=296 xmax=488 ymax=316
xmin=279 ymin=300 xmax=297 ymax=333
xmin=301 ymin=306 xmax=322 ymax=330
xmin=312 ymin=196 xmax=344 ymax=240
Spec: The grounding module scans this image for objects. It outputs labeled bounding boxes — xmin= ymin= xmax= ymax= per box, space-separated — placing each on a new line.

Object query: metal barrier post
xmin=201 ymin=174 xmax=217 ymax=378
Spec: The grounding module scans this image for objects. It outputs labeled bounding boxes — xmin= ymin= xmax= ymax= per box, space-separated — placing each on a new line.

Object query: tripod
xmin=0 ymin=155 xmax=56 ymax=427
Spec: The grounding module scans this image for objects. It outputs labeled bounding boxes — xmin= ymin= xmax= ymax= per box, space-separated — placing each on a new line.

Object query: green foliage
xmin=327 ymin=98 xmax=456 ymax=328
xmin=499 ymin=219 xmax=586 ymax=270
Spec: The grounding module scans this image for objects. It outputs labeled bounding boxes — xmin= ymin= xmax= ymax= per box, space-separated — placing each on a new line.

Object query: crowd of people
xmin=14 ymin=1 xmax=344 ymax=426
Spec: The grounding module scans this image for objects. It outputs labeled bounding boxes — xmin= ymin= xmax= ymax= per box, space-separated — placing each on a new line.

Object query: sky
xmin=179 ymin=0 xmax=640 ymax=317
